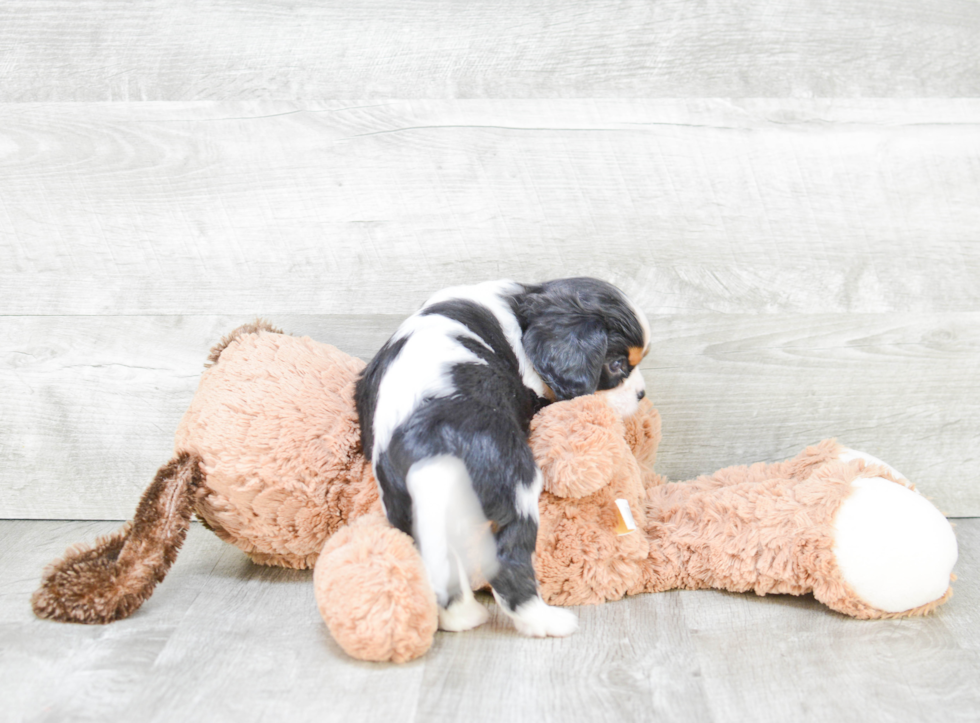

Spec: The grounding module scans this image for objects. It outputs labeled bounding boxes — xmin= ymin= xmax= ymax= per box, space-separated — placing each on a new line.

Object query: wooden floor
xmin=4 ymin=518 xmax=978 ymax=723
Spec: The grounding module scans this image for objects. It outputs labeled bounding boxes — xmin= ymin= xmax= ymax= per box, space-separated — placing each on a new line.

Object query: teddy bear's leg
xmin=640 ymin=460 xmax=957 ymax=619
xmin=685 ymin=438 xmax=847 ymax=492
xmin=32 ymin=452 xmax=203 ymax=624
xmin=314 ymin=513 xmax=438 ymax=663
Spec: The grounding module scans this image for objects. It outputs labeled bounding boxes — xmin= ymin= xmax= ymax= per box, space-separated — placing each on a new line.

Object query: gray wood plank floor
xmin=4 ymin=519 xmax=978 ymax=723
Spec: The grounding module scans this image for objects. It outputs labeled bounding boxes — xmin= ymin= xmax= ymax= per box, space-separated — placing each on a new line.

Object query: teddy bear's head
xmin=529 ymin=395 xmax=661 ymax=606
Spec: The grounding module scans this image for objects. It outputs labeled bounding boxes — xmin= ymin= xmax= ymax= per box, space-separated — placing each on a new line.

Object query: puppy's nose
xmin=637 ymin=390 xmax=645 ymax=400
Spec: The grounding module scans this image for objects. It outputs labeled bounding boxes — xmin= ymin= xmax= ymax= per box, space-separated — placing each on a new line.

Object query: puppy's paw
xmin=507 ymin=596 xmax=578 ymax=638
xmin=438 ymin=595 xmax=489 ymax=632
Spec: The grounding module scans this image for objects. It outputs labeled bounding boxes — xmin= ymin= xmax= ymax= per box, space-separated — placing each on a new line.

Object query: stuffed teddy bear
xmin=33 ymin=322 xmax=959 ymax=664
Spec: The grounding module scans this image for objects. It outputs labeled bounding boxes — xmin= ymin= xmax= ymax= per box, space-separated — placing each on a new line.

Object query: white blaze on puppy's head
xmin=596 ymin=365 xmax=646 ymax=417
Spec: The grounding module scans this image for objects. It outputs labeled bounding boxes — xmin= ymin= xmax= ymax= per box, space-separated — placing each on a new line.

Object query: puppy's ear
xmin=523 ymin=317 xmax=607 ymax=400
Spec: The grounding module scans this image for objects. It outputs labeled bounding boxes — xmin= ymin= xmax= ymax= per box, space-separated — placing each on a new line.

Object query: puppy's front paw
xmin=438 ymin=595 xmax=489 ymax=632
xmin=507 ymin=596 xmax=578 ymax=638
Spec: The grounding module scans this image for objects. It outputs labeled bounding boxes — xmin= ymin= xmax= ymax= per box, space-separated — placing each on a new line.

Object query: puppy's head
xmin=518 ymin=278 xmax=649 ymax=416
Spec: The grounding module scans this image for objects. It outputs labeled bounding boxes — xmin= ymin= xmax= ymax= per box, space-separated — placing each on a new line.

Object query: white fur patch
xmin=438 ymin=549 xmax=490 ymax=631
xmin=373 ymin=313 xmax=487 ymax=456
xmin=515 ymin=469 xmax=543 ymax=521
xmin=405 ymin=456 xmax=499 ymax=608
xmin=833 ymin=477 xmax=958 ymax=613
xmin=422 ymin=279 xmax=549 ymax=398
xmin=596 ymin=366 xmax=647 ymax=417
xmin=493 ymin=591 xmax=578 ymax=638
xmin=438 ymin=590 xmax=490 ymax=632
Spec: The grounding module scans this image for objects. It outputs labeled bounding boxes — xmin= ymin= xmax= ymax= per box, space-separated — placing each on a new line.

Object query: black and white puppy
xmin=355 ymin=278 xmax=650 ymax=637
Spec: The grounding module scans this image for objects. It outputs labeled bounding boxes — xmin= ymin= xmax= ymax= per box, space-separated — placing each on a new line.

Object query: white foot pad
xmin=439 ymin=595 xmax=489 ymax=632
xmin=834 ymin=477 xmax=958 ymax=613
xmin=494 ymin=592 xmax=578 ymax=638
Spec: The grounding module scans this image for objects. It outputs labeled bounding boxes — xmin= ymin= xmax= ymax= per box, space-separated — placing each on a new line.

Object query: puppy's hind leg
xmin=438 ymin=551 xmax=490 ymax=632
xmin=489 ymin=512 xmax=578 ymax=638
xmin=406 ymin=456 xmax=491 ymax=632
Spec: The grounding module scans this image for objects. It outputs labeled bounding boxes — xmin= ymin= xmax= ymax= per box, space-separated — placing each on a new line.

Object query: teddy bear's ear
xmin=529 ymin=396 xmax=631 ymax=499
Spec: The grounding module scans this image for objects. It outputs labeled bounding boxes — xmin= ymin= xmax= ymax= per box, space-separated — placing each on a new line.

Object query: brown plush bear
xmin=33 ymin=323 xmax=958 ymax=664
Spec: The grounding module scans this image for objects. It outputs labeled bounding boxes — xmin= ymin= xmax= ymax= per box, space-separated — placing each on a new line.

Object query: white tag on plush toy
xmin=614 ymin=499 xmax=637 ymax=536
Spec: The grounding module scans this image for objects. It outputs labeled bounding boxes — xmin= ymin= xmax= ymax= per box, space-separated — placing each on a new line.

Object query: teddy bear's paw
xmin=496 ymin=593 xmax=579 ymax=638
xmin=833 ymin=476 xmax=958 ymax=614
xmin=438 ymin=594 xmax=489 ymax=632
xmin=838 ymin=447 xmax=910 ymax=487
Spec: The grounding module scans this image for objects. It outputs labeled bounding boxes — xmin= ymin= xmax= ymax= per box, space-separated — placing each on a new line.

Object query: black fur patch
xmin=512 ymin=277 xmax=646 ymax=398
xmin=354 ymin=335 xmax=408 ymax=460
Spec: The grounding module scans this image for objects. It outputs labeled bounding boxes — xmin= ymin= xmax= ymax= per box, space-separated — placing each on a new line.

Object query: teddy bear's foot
xmin=493 ymin=592 xmax=579 ymax=637
xmin=438 ymin=590 xmax=489 ymax=632
xmin=314 ymin=514 xmax=438 ymax=663
xmin=833 ymin=473 xmax=958 ymax=615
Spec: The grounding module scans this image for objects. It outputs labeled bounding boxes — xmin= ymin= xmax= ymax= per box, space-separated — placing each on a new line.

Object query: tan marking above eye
xmin=628 ymin=346 xmax=643 ymax=366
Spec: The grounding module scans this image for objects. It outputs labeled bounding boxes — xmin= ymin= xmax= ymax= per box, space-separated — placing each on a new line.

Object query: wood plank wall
xmin=2 ymin=2 xmax=979 ymax=519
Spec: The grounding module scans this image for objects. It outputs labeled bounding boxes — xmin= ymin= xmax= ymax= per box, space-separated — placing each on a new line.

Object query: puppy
xmin=355 ymin=278 xmax=650 ymax=637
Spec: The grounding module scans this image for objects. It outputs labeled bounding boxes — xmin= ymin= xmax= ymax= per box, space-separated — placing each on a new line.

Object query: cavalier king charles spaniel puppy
xmin=355 ymin=278 xmax=650 ymax=637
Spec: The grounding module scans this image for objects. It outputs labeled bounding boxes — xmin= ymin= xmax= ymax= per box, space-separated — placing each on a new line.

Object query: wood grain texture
xmin=3 ymin=519 xmax=979 ymax=722
xmin=941 ymin=520 xmax=980 ymax=653
xmin=683 ymin=586 xmax=980 ymax=723
xmin=3 ymin=313 xmax=977 ymax=519
xmin=0 ymin=315 xmax=400 ymax=520
xmin=2 ymin=0 xmax=980 ymax=100
xmin=2 ymin=100 xmax=980 ymax=316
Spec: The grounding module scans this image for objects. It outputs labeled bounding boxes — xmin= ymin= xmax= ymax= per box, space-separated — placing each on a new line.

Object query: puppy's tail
xmin=31 ymin=452 xmax=203 ymax=624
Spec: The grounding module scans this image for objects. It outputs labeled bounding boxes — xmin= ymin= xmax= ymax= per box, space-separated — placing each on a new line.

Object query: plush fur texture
xmin=533 ymin=403 xmax=954 ymax=619
xmin=33 ymin=324 xmax=956 ymax=662
xmin=205 ymin=318 xmax=284 ymax=367
xmin=314 ymin=513 xmax=438 ymax=663
xmin=32 ymin=452 xmax=203 ymax=624
xmin=176 ymin=326 xmax=379 ymax=568
xmin=532 ymin=396 xmax=655 ymax=605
